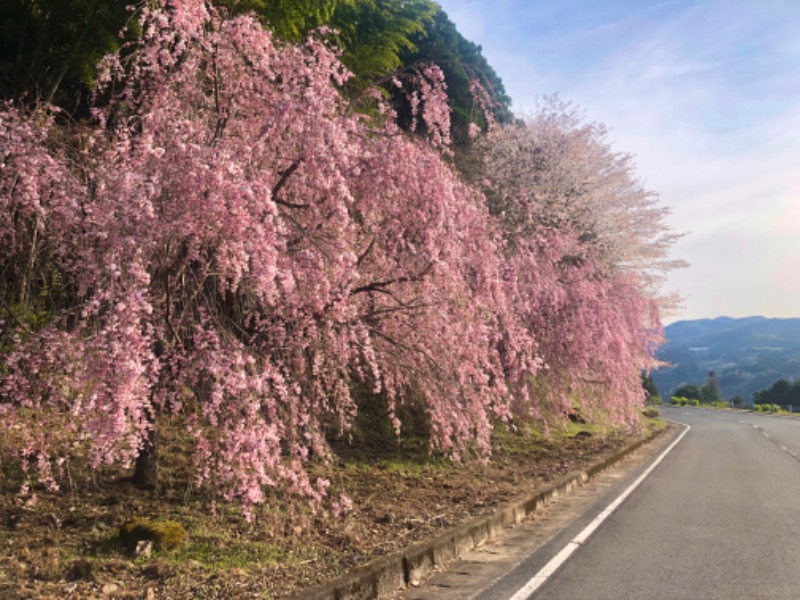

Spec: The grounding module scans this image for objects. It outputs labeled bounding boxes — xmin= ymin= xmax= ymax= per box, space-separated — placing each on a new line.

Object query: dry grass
xmin=0 ymin=410 xmax=666 ymax=599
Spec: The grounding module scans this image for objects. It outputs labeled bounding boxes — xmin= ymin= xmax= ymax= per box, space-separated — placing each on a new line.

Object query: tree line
xmin=669 ymin=374 xmax=800 ymax=410
xmin=0 ymin=0 xmax=681 ymax=513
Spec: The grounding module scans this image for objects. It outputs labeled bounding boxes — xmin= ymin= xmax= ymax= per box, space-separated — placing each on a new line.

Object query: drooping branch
xmin=271 ymin=159 xmax=308 ymax=209
xmin=350 ymin=261 xmax=434 ymax=296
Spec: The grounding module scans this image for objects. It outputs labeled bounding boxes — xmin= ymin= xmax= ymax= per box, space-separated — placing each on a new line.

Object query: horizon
xmin=664 ymin=314 xmax=800 ymax=326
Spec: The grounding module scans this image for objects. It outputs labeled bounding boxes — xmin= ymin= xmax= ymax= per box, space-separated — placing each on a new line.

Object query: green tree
xmin=753 ymin=378 xmax=794 ymax=407
xmin=333 ymin=0 xmax=438 ymax=88
xmin=215 ymin=0 xmax=338 ymax=40
xmin=673 ymin=384 xmax=701 ymax=401
xmin=701 ymin=370 xmax=722 ymax=404
xmin=642 ymin=372 xmax=661 ymax=404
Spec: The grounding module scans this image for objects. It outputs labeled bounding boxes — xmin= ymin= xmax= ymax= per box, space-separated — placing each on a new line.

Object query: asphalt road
xmin=481 ymin=406 xmax=800 ymax=599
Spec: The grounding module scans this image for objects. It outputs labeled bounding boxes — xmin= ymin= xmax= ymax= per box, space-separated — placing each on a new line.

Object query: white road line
xmin=507 ymin=422 xmax=691 ymax=600
xmin=751 ymin=423 xmax=800 ymax=463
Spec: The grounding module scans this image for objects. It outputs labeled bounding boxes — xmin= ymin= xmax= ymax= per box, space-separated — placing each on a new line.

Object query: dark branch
xmin=350 ymin=262 xmax=434 ymax=296
xmin=356 ymin=236 xmax=376 ymax=267
xmin=272 ymin=159 xmax=308 ymax=209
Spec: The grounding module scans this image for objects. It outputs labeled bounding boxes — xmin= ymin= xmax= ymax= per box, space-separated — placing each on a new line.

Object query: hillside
xmin=652 ymin=316 xmax=800 ymax=402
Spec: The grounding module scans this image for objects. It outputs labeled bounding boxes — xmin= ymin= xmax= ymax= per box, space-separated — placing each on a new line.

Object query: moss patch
xmin=118 ymin=518 xmax=187 ymax=552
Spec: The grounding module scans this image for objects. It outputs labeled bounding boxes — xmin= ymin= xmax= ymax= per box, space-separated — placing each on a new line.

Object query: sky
xmin=434 ymin=0 xmax=800 ymax=323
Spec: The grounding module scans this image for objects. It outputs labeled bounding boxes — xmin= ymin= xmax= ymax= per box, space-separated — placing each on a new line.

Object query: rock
xmin=102 ymin=582 xmax=119 ymax=595
xmin=141 ymin=563 xmax=171 ymax=581
xmin=376 ymin=512 xmax=395 ymax=524
xmin=135 ymin=540 xmax=153 ymax=559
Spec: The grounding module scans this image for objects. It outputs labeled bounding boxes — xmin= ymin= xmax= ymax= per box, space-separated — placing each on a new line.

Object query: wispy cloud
xmin=436 ymin=0 xmax=800 ymax=320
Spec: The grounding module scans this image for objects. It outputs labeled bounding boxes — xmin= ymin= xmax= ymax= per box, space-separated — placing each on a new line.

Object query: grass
xmin=171 ymin=534 xmax=291 ymax=572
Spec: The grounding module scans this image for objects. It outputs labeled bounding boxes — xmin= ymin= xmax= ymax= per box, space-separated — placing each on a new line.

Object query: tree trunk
xmin=131 ymin=424 xmax=159 ymax=490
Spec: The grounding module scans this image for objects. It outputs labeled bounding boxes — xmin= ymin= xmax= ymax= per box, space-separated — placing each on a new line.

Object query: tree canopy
xmin=754 ymin=379 xmax=800 ymax=407
xmin=0 ymin=0 xmax=682 ymax=512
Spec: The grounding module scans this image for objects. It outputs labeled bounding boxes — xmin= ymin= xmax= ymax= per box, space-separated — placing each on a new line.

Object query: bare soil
xmin=0 ymin=418 xmax=665 ymax=599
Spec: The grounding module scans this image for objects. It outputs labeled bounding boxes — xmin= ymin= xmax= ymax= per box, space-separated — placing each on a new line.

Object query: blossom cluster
xmin=0 ymin=0 xmax=675 ymax=510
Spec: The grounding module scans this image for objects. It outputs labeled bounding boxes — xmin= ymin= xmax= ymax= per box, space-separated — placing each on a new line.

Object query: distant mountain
xmin=652 ymin=316 xmax=800 ymax=402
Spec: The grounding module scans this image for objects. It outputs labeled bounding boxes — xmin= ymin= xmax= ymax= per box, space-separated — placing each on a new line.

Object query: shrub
xmin=641 ymin=407 xmax=660 ymax=419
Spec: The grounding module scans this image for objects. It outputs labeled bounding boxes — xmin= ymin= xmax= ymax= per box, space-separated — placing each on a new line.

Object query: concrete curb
xmin=289 ymin=425 xmax=669 ymax=600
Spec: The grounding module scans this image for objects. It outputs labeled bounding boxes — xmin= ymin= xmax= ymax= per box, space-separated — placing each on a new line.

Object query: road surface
xmin=399 ymin=407 xmax=800 ymax=599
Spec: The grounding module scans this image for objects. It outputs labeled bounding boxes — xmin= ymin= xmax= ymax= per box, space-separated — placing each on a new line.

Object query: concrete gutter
xmin=289 ymin=425 xmax=669 ymax=600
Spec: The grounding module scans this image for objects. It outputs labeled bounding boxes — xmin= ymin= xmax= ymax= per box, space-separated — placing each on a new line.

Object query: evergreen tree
xmin=702 ymin=370 xmax=722 ymax=404
xmin=642 ymin=373 xmax=661 ymax=404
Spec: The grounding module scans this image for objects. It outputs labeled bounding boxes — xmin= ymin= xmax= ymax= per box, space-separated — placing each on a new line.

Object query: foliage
xmin=215 ymin=0 xmax=339 ymax=41
xmin=215 ymin=0 xmax=438 ymax=92
xmin=642 ymin=373 xmax=661 ymax=404
xmin=753 ymin=378 xmax=800 ymax=408
xmin=332 ymin=0 xmax=438 ymax=88
xmin=674 ymin=384 xmax=702 ymax=401
xmin=0 ymin=0 xmax=133 ymax=113
xmin=671 ymin=396 xmax=704 ymax=406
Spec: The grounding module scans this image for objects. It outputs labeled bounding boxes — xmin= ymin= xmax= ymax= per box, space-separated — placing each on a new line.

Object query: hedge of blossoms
xmin=0 ymin=0 xmax=675 ymax=511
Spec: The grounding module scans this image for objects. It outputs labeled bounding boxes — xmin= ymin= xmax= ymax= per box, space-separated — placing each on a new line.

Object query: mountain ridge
xmin=652 ymin=316 xmax=800 ymax=402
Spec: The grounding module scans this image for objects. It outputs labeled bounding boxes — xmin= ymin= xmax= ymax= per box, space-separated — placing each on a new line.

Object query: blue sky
xmin=435 ymin=0 xmax=800 ymax=323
